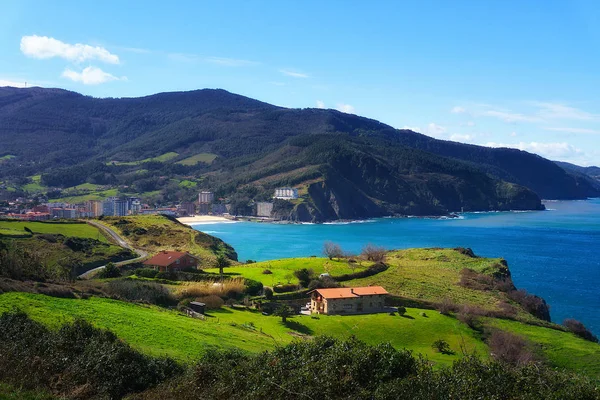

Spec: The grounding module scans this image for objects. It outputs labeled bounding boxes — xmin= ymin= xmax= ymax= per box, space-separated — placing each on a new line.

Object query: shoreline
xmin=176 ymin=215 xmax=234 ymax=224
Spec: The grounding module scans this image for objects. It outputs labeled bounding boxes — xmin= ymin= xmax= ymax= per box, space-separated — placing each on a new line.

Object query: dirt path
xmin=78 ymin=221 xmax=149 ymax=279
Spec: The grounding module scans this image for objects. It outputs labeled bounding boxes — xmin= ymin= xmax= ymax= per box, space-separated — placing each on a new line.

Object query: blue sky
xmin=2 ymin=0 xmax=600 ymax=165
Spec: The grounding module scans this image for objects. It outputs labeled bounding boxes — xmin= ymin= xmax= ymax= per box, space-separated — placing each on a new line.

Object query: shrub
xmin=507 ymin=289 xmax=551 ymax=321
xmin=437 ymin=298 xmax=458 ymax=315
xmin=98 ymin=262 xmax=121 ymax=279
xmin=0 ymin=311 xmax=181 ymax=399
xmin=323 ymin=241 xmax=344 ymax=259
xmin=432 ymin=339 xmax=452 ymax=354
xmin=155 ymin=271 xmax=177 ymax=281
xmin=264 ymin=287 xmax=274 ymax=300
xmin=244 ymin=279 xmax=264 ymax=296
xmin=134 ymin=268 xmax=159 ymax=279
xmin=262 ymin=269 xmax=273 ymax=274
xmin=563 ymin=319 xmax=599 ymax=343
xmin=246 ymin=259 xmax=256 ymax=264
xmin=397 ymin=306 xmax=406 ymax=316
xmin=453 ymin=247 xmax=478 ymax=258
xmin=198 ymin=295 xmax=225 ymax=310
xmin=308 ymin=276 xmax=341 ymax=290
xmin=459 ymin=268 xmax=495 ymax=291
xmin=487 ymin=329 xmax=538 ymax=366
xmin=105 ymin=280 xmax=174 ymax=306
xmin=273 ymin=283 xmax=299 ymax=293
xmin=333 ymin=262 xmax=388 ymax=282
xmin=293 ymin=268 xmax=314 ymax=287
xmin=175 ymin=279 xmax=245 ymax=299
xmin=361 ymin=243 xmax=386 ymax=262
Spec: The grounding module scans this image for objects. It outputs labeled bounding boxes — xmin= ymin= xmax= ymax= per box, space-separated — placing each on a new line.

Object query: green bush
xmin=134 ymin=268 xmax=159 ymax=279
xmin=0 ymin=311 xmax=181 ymax=399
xmin=105 ymin=280 xmax=174 ymax=306
xmin=244 ymin=278 xmax=264 ymax=296
xmin=98 ymin=262 xmax=121 ymax=279
xmin=264 ymin=287 xmax=273 ymax=300
xmin=273 ymin=283 xmax=299 ymax=293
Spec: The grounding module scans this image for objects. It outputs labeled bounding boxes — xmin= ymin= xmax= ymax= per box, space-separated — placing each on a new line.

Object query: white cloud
xmin=510 ymin=131 xmax=517 ymax=137
xmin=532 ymin=102 xmax=597 ymax=121
xmin=205 ymin=56 xmax=259 ymax=67
xmin=424 ymin=123 xmax=447 ymax=138
xmin=451 ymin=106 xmax=467 ymax=114
xmin=544 ymin=127 xmax=600 ymax=135
xmin=21 ymin=35 xmax=119 ymax=64
xmin=62 ymin=66 xmax=126 ymax=85
xmin=484 ymin=141 xmax=584 ymax=160
xmin=316 ymin=100 xmax=326 ymax=109
xmin=0 ymin=79 xmax=30 ymax=88
xmin=481 ymin=110 xmax=541 ymax=123
xmin=450 ymin=133 xmax=476 ymax=142
xmin=336 ymin=103 xmax=355 ymax=114
xmin=280 ymin=69 xmax=309 ymax=78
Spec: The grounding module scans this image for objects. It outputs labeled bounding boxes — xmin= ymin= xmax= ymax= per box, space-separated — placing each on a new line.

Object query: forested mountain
xmin=0 ymin=86 xmax=596 ymax=221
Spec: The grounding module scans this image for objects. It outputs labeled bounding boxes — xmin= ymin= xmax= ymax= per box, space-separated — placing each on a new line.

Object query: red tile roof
xmin=143 ymin=251 xmax=188 ymax=267
xmin=312 ymin=286 xmax=388 ymax=299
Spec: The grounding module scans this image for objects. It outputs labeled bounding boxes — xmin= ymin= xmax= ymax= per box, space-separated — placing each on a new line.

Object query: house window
xmin=344 ymin=304 xmax=353 ymax=310
xmin=176 ymin=259 xmax=180 ymax=264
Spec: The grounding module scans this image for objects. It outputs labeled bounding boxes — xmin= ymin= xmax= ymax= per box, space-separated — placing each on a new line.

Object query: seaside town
xmin=0 ymin=187 xmax=299 ymax=221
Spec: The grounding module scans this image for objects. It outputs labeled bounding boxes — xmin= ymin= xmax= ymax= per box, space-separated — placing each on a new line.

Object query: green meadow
xmin=0 ymin=220 xmax=108 ymax=243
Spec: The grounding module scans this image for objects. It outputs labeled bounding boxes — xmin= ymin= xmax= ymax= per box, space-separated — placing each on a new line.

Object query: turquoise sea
xmin=192 ymin=199 xmax=600 ymax=335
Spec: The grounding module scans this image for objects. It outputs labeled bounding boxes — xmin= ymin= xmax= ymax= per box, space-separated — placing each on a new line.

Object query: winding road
xmin=78 ymin=221 xmax=149 ymax=279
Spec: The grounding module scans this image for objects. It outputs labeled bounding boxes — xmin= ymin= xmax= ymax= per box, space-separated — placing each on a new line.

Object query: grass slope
xmin=0 ymin=220 xmax=109 ymax=242
xmin=99 ymin=215 xmax=237 ymax=265
xmin=205 ymin=257 xmax=370 ymax=287
xmin=489 ymin=318 xmax=600 ymax=376
xmin=177 ymin=153 xmax=218 ymax=165
xmin=0 ymin=292 xmax=484 ymax=367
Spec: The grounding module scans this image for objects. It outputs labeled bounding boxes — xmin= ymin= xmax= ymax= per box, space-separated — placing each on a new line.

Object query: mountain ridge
xmin=1 ymin=86 xmax=598 ymax=221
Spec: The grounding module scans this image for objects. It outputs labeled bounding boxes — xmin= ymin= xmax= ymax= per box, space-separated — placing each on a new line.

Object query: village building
xmin=273 ymin=187 xmax=298 ymax=200
xmin=309 ymin=286 xmax=389 ymax=315
xmin=143 ymin=251 xmax=199 ymax=272
xmin=255 ymin=202 xmax=273 ymax=217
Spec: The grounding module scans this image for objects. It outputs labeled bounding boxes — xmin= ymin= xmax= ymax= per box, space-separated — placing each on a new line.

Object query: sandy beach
xmin=177 ymin=215 xmax=233 ymax=224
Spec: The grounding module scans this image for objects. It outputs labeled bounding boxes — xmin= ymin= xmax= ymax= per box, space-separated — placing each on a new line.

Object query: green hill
xmin=2 ymin=87 xmax=598 ymax=221
xmin=98 ymin=215 xmax=237 ymax=265
xmin=0 ymin=220 xmax=135 ymax=278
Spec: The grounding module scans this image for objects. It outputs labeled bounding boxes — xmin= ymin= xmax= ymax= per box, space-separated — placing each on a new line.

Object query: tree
xmin=361 ymin=243 xmax=386 ymax=262
xmin=275 ymin=304 xmax=294 ymax=323
xmin=323 ymin=241 xmax=343 ymax=260
xmin=98 ymin=262 xmax=121 ymax=279
xmin=293 ymin=268 xmax=314 ymax=288
xmin=264 ymin=287 xmax=274 ymax=300
xmin=216 ymin=254 xmax=230 ymax=276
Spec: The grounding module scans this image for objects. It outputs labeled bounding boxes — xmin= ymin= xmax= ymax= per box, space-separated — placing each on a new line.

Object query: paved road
xmin=78 ymin=221 xmax=149 ymax=279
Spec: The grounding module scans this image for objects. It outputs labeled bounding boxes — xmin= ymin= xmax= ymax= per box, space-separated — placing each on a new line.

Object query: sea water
xmin=192 ymin=199 xmax=600 ymax=334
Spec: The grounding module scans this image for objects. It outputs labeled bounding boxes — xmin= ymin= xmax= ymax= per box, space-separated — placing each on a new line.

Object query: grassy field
xmin=109 ymin=152 xmax=179 ymax=166
xmin=177 ymin=153 xmax=218 ymax=165
xmin=1 ymin=292 xmax=597 ymax=376
xmin=0 ymin=292 xmax=485 ymax=366
xmin=346 ymin=249 xmax=514 ymax=311
xmin=0 ymin=220 xmax=109 ymax=242
xmin=205 ymin=258 xmax=370 ymax=287
xmin=22 ymin=175 xmax=47 ymax=193
xmin=99 ymin=215 xmax=236 ymax=265
xmin=488 ymin=318 xmax=600 ymax=376
xmin=50 ymin=188 xmax=118 ymax=203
